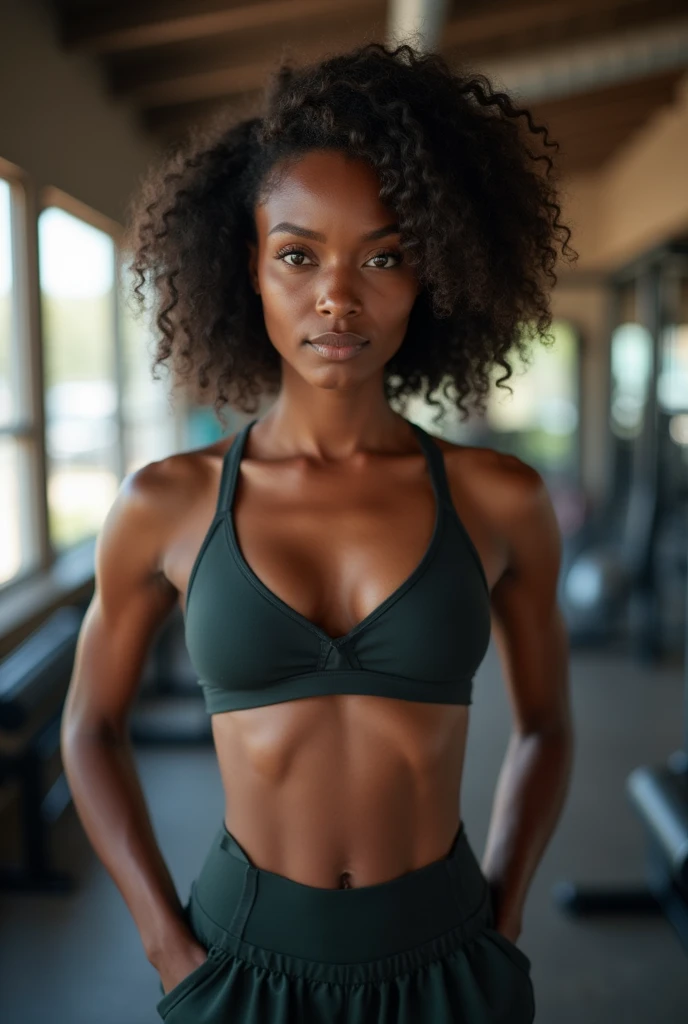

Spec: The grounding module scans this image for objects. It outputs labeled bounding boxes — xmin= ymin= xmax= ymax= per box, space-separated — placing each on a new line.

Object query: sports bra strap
xmin=216 ymin=418 xmax=256 ymax=516
xmin=409 ymin=421 xmax=454 ymax=511
xmin=215 ymin=418 xmax=451 ymax=517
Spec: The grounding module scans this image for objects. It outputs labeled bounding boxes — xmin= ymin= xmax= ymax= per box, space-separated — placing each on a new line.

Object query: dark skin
xmin=61 ymin=150 xmax=573 ymax=996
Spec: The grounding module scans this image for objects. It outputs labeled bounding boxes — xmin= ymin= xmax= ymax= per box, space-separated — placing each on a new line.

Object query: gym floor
xmin=1 ymin=642 xmax=687 ymax=1024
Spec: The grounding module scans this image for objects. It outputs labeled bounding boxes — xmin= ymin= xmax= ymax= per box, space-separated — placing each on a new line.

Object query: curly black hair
xmin=123 ymin=41 xmax=578 ymax=430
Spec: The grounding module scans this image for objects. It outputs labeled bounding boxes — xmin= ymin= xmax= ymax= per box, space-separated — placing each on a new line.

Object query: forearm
xmin=61 ymin=723 xmax=187 ymax=964
xmin=481 ymin=721 xmax=574 ymax=929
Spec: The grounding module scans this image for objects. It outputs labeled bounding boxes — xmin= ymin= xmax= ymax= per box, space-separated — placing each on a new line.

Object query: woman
xmin=61 ymin=42 xmax=575 ymax=1023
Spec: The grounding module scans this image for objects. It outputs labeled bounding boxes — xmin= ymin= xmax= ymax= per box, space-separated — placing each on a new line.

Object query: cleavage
xmin=231 ymin=455 xmax=437 ymax=640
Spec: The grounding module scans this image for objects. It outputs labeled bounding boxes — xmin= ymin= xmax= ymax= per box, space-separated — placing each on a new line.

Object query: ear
xmin=247 ymin=242 xmax=260 ymax=295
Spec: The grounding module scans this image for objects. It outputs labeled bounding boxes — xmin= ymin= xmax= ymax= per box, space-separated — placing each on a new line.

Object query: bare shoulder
xmin=106 ymin=432 xmax=240 ymax=580
xmin=434 ymin=434 xmax=560 ymax=585
xmin=434 ymin=435 xmax=546 ymax=520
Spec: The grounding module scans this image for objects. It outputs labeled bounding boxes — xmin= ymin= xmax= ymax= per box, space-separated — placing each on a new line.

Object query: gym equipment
xmin=0 ymin=606 xmax=83 ymax=891
xmin=554 ymin=241 xmax=688 ymax=952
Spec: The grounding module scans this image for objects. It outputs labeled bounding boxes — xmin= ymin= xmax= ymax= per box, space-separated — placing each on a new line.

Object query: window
xmin=37 ymin=207 xmax=180 ymax=556
xmin=118 ymin=252 xmax=180 ymax=474
xmin=482 ymin=319 xmax=580 ymax=483
xmin=0 ymin=177 xmax=25 ymax=586
xmin=406 ymin=318 xmax=581 ymax=486
xmin=39 ymin=206 xmax=120 ymax=552
xmin=0 ymin=168 xmax=181 ymax=599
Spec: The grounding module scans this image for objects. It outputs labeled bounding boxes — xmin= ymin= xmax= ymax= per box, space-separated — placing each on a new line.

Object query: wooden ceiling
xmin=54 ymin=0 xmax=688 ymax=174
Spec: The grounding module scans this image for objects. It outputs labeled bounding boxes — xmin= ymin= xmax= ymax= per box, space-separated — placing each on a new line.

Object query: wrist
xmin=486 ymin=880 xmax=523 ymax=930
xmin=143 ymin=911 xmax=193 ymax=968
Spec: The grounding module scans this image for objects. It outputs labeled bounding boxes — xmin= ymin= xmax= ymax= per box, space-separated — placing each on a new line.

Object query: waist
xmin=188 ymin=818 xmax=494 ymax=968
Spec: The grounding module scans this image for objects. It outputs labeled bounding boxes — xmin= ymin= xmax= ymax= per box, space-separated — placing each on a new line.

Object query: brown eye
xmin=275 ymin=247 xmax=315 ymax=267
xmin=365 ymin=251 xmax=403 ymax=269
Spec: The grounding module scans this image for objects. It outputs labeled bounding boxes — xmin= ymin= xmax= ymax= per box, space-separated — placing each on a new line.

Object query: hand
xmin=158 ymin=937 xmax=210 ymax=995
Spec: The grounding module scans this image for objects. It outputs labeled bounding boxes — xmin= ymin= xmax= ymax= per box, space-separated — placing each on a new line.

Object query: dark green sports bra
xmin=184 ymin=418 xmax=492 ymax=714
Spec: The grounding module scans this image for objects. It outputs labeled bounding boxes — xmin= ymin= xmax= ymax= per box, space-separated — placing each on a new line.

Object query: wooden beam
xmin=440 ymin=0 xmax=688 ymax=61
xmin=440 ymin=0 xmax=638 ymax=50
xmin=140 ymin=49 xmax=683 ymax=149
xmin=555 ymin=113 xmax=661 ymax=149
xmin=61 ymin=0 xmax=375 ymax=54
xmin=123 ymin=23 xmax=385 ymax=107
xmin=106 ymin=5 xmax=386 ymax=97
xmin=526 ymin=67 xmax=684 ymax=123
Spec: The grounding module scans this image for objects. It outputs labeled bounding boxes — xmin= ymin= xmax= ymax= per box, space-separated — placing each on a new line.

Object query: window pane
xmin=484 ymin=319 xmax=580 ymax=479
xmin=39 ymin=207 xmax=119 ymax=551
xmin=0 ymin=179 xmax=15 ymax=428
xmin=0 ymin=437 xmax=23 ymax=585
xmin=610 ymin=322 xmax=653 ymax=438
xmin=119 ymin=252 xmax=178 ymax=473
xmin=407 ymin=319 xmax=580 ymax=482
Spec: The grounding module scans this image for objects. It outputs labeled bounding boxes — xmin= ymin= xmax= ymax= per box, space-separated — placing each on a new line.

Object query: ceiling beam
xmin=106 ymin=5 xmax=385 ymax=96
xmin=528 ymin=68 xmax=684 ymax=127
xmin=477 ymin=13 xmax=688 ymax=101
xmin=442 ymin=0 xmax=640 ymax=49
xmin=61 ymin=0 xmax=375 ymax=54
xmin=123 ymin=21 xmax=382 ymax=106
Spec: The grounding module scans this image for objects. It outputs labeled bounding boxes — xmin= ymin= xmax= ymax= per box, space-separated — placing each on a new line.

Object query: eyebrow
xmin=267 ymin=222 xmax=400 ymax=242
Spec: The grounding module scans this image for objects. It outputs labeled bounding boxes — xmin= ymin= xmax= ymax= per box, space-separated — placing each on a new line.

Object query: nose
xmin=315 ymin=269 xmax=362 ymax=319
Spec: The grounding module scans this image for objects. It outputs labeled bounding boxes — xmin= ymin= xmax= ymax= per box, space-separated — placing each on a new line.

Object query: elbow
xmin=60 ymin=700 xmax=127 ymax=755
xmin=516 ymin=711 xmax=574 ymax=747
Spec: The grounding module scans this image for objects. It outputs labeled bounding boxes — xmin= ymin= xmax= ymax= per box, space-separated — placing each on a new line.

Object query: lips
xmin=306 ymin=332 xmax=369 ymax=362
xmin=308 ymin=332 xmax=368 ymax=348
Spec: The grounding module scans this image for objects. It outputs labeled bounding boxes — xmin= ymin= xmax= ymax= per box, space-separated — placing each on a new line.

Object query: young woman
xmin=61 ymin=42 xmax=575 ymax=1024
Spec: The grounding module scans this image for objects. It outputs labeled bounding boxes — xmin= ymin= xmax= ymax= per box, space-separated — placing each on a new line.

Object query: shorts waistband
xmin=189 ymin=820 xmax=494 ymax=970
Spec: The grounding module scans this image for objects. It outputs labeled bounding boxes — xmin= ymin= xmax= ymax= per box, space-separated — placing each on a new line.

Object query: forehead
xmin=255 ymin=150 xmax=393 ymax=234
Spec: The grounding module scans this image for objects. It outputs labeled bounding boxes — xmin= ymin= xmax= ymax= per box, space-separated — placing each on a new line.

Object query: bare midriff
xmin=210 ymin=694 xmax=470 ymax=890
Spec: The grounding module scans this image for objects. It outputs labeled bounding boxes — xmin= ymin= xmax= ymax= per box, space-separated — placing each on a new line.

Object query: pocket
xmin=484 ymin=927 xmax=532 ymax=977
xmin=156 ymin=945 xmax=229 ymax=1021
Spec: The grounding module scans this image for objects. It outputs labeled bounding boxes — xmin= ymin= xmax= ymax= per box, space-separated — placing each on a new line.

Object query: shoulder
xmin=435 ymin=436 xmax=546 ymax=518
xmin=436 ymin=436 xmax=560 ymax=578
xmin=103 ymin=433 xmax=240 ymax=575
xmin=128 ymin=430 xmax=241 ymax=505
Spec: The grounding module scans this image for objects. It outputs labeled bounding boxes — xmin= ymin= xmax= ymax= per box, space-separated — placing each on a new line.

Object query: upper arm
xmin=62 ymin=461 xmax=180 ymax=739
xmin=488 ymin=457 xmax=571 ymax=735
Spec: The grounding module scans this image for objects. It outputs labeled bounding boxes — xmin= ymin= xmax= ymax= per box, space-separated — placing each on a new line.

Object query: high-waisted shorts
xmin=156 ymin=820 xmax=535 ymax=1023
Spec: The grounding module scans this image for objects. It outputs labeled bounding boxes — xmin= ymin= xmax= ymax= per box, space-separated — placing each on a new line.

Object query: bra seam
xmin=202 ymin=667 xmax=476 ymax=683
xmin=222 ymin=511 xmax=329 ymax=638
xmin=443 ymin=504 xmax=490 ymax=596
xmin=184 ymin=514 xmax=224 ymax=617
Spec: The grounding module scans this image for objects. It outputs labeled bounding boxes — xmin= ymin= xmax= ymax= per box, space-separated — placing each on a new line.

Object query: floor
xmin=1 ymin=643 xmax=687 ymax=1023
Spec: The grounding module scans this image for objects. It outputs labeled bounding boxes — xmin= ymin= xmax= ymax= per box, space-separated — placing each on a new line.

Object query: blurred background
xmin=1 ymin=1 xmax=688 ymax=1021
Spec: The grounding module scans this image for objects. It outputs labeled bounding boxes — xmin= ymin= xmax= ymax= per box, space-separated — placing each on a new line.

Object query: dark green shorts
xmin=156 ymin=821 xmax=535 ymax=1023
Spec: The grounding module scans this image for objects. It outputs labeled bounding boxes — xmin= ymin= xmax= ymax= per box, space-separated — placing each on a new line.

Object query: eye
xmin=275 ymin=246 xmax=315 ymax=267
xmin=274 ymin=245 xmax=403 ymax=269
xmin=364 ymin=250 xmax=403 ymax=269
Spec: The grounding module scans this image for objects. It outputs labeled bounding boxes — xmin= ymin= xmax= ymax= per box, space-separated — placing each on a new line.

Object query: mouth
xmin=306 ymin=332 xmax=369 ymax=361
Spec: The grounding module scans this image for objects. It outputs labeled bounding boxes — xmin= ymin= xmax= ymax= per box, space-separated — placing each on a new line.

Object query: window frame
xmin=0 ymin=168 xmax=184 ymax=652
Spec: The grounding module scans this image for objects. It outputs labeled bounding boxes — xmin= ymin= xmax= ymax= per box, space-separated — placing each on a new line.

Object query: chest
xmin=232 ymin=453 xmax=438 ymax=640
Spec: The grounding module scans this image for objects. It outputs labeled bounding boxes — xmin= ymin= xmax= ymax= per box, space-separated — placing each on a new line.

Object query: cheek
xmin=377 ymin=273 xmax=419 ymax=323
xmin=260 ymin=265 xmax=310 ymax=317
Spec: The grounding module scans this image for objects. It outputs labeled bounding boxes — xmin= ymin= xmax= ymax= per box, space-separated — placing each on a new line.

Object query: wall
xmin=0 ymin=0 xmax=157 ymax=224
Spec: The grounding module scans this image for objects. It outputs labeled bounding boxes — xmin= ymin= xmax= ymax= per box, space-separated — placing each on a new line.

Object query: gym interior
xmin=1 ymin=2 xmax=687 ymax=1022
